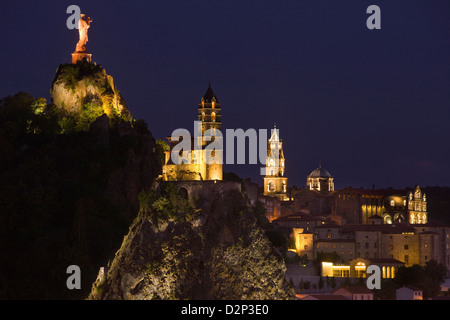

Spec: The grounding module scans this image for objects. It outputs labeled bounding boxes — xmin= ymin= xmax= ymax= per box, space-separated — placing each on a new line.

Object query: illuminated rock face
xmin=88 ymin=188 xmax=296 ymax=300
xmin=50 ymin=61 xmax=131 ymax=120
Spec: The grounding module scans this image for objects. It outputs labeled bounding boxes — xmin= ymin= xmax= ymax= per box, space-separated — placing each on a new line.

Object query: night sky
xmin=1 ymin=1 xmax=449 ymax=190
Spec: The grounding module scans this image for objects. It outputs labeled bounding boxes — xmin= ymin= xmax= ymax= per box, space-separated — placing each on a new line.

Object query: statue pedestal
xmin=72 ymin=52 xmax=92 ymax=64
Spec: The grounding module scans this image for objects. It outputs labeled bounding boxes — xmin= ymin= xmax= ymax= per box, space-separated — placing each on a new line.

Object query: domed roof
xmin=308 ymin=165 xmax=332 ymax=178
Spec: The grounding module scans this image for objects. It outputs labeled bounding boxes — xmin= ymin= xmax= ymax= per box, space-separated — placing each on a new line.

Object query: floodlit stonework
xmin=162 ymin=84 xmax=223 ymax=182
xmin=263 ymin=125 xmax=289 ymax=201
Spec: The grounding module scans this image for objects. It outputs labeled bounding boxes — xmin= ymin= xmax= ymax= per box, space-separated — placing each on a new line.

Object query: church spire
xmin=202 ymin=82 xmax=219 ymax=103
xmin=264 ymin=125 xmax=288 ymax=201
xmin=198 ymin=83 xmax=221 ymax=134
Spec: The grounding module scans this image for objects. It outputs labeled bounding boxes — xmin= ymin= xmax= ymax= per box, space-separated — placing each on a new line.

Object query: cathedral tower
xmin=263 ymin=125 xmax=288 ymax=201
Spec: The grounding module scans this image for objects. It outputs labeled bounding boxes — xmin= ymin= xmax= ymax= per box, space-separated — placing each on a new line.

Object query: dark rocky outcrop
xmin=0 ymin=92 xmax=161 ymax=299
xmin=88 ymin=186 xmax=296 ymax=300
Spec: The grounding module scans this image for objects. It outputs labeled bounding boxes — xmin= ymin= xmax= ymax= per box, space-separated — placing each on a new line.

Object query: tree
xmin=395 ymin=260 xmax=447 ymax=299
xmin=223 ymin=171 xmax=242 ymax=183
xmin=253 ymin=199 xmax=269 ymax=229
xmin=318 ymin=276 xmax=324 ymax=289
xmin=303 ymin=281 xmax=311 ymax=290
xmin=424 ymin=259 xmax=447 ymax=284
xmin=155 ymin=139 xmax=170 ymax=166
xmin=330 ymin=277 xmax=337 ymax=289
xmin=315 ymin=251 xmax=341 ymax=264
xmin=298 ymin=278 xmax=304 ymax=291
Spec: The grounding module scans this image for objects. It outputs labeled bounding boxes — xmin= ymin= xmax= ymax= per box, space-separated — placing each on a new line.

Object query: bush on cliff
xmin=0 ymin=92 xmax=161 ymax=299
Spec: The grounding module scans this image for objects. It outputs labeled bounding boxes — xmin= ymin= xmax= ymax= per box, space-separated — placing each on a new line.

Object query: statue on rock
xmin=76 ymin=14 xmax=93 ymax=52
xmin=51 ymin=12 xmax=133 ymax=126
xmin=72 ymin=14 xmax=93 ymax=64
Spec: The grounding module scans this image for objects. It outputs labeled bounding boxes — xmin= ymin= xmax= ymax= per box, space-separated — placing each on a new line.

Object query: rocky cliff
xmin=88 ymin=184 xmax=296 ymax=300
xmin=0 ymin=90 xmax=162 ymax=299
xmin=50 ymin=60 xmax=132 ymax=121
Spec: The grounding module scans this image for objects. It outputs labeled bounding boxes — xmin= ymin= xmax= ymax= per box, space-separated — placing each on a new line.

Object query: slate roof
xmin=201 ymin=83 xmax=220 ymax=103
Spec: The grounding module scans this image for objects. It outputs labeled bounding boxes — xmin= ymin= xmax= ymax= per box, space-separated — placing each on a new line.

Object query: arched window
xmin=202 ymin=112 xmax=205 ymax=121
xmin=178 ymin=187 xmax=188 ymax=199
xmin=211 ymin=112 xmax=216 ymax=122
xmin=417 ymin=214 xmax=422 ymax=224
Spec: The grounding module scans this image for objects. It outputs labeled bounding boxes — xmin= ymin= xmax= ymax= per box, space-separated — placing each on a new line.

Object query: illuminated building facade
xmin=293 ymin=165 xmax=428 ymax=225
xmin=322 ymin=258 xmax=404 ymax=280
xmin=274 ymin=211 xmax=450 ymax=276
xmin=162 ymin=84 xmax=223 ymax=181
xmin=408 ymin=185 xmax=428 ymax=224
xmin=333 ymin=185 xmax=428 ymax=225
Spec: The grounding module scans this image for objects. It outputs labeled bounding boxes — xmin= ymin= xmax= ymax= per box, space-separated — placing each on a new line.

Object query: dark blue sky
xmin=1 ymin=0 xmax=449 ymax=189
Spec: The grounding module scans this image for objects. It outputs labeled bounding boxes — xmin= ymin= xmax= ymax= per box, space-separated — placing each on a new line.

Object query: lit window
xmin=390 ymin=200 xmax=395 ymax=207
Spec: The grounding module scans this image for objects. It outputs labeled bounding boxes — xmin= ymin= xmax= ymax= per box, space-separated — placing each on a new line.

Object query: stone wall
xmin=156 ymin=180 xmax=241 ymax=202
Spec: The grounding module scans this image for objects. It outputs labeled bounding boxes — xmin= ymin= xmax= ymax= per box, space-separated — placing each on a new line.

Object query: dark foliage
xmin=394 ymin=259 xmax=447 ymax=299
xmin=0 ymin=92 xmax=160 ymax=299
